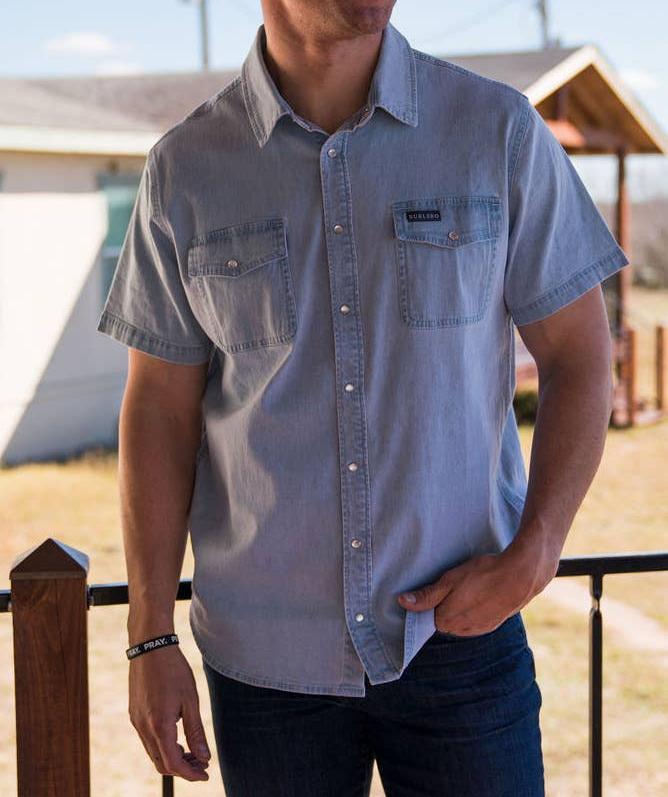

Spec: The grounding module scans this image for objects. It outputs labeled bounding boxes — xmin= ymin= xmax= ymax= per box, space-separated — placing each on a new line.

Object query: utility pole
xmin=536 ymin=0 xmax=559 ymax=49
xmin=181 ymin=0 xmax=210 ymax=71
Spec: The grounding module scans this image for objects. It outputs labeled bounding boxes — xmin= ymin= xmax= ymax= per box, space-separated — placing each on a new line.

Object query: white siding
xmin=0 ymin=152 xmax=144 ymax=464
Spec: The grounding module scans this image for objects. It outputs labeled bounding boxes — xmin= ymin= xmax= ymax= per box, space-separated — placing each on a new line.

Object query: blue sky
xmin=3 ymin=0 xmax=668 ymax=199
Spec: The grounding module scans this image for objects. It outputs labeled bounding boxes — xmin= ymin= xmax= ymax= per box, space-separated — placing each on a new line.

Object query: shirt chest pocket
xmin=187 ymin=217 xmax=297 ymax=353
xmin=391 ymin=196 xmax=501 ymax=328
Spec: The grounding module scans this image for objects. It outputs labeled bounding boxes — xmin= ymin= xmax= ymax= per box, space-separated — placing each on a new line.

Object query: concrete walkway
xmin=541 ymin=577 xmax=668 ymax=667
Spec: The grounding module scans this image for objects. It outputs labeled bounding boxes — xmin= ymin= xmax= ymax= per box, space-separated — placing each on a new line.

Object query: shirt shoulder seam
xmin=149 ymin=74 xmax=243 ymax=153
xmin=411 ymin=49 xmax=527 ymax=99
xmin=508 ymin=96 xmax=532 ymax=197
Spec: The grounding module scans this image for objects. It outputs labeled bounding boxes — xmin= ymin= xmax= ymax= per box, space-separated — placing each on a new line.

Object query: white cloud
xmin=94 ymin=60 xmax=144 ymax=76
xmin=619 ymin=67 xmax=662 ymax=92
xmin=45 ymin=32 xmax=120 ymax=57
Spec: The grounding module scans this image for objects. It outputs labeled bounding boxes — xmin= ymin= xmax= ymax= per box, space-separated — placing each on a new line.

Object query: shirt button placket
xmin=320 ymin=132 xmax=382 ymax=684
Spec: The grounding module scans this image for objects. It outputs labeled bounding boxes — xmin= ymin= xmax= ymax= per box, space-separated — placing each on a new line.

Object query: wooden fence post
xmin=657 ymin=325 xmax=666 ymax=413
xmin=625 ymin=327 xmax=637 ymax=428
xmin=10 ymin=538 xmax=90 ymax=797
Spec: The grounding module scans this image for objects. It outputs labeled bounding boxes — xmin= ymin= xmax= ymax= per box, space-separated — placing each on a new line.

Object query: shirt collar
xmin=241 ymin=21 xmax=418 ymax=148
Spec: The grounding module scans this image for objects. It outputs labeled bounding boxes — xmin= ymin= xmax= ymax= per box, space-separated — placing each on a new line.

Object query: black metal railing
xmin=3 ymin=550 xmax=667 ymax=797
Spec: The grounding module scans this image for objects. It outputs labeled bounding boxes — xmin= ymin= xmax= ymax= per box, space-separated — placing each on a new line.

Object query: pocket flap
xmin=392 ymin=196 xmax=500 ymax=248
xmin=188 ymin=217 xmax=287 ymax=277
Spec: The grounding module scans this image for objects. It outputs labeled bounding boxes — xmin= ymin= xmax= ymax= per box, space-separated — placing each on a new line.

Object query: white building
xmin=0 ymin=70 xmax=227 ymax=465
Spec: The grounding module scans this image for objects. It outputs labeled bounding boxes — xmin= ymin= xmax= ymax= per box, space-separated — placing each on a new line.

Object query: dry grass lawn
xmin=628 ymin=285 xmax=668 ymax=404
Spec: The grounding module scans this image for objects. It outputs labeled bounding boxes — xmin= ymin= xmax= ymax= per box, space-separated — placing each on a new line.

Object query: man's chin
xmin=337 ymin=1 xmax=395 ymax=35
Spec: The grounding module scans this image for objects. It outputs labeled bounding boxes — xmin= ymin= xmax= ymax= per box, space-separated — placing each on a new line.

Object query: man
xmin=97 ymin=1 xmax=629 ymax=794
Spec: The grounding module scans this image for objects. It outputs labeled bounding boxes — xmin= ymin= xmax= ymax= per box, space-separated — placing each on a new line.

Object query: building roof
xmin=439 ymin=45 xmax=582 ymax=93
xmin=0 ymin=72 xmax=230 ymax=132
xmin=0 ymin=42 xmax=665 ymax=156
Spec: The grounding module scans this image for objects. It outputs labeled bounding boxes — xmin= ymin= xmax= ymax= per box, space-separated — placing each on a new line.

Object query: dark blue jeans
xmin=202 ymin=611 xmax=545 ymax=796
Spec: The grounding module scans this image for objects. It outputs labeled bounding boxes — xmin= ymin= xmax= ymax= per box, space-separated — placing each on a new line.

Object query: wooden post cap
xmin=10 ymin=538 xmax=89 ymax=581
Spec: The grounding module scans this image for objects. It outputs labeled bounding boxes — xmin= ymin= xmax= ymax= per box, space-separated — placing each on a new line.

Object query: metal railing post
xmin=657 ymin=324 xmax=666 ymax=412
xmin=589 ymin=572 xmax=604 ymax=797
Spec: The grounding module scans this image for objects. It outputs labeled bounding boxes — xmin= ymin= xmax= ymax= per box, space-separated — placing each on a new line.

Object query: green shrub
xmin=513 ymin=389 xmax=539 ymax=425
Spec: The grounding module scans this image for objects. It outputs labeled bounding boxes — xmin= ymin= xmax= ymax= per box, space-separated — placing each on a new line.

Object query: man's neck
xmin=260 ymin=21 xmax=383 ymax=135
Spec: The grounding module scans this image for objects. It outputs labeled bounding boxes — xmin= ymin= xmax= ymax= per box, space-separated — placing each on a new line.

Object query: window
xmin=97 ymin=170 xmax=142 ymax=307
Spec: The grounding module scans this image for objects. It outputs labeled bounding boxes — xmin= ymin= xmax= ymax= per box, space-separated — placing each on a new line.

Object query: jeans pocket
xmin=432 ymin=610 xmax=523 ymax=642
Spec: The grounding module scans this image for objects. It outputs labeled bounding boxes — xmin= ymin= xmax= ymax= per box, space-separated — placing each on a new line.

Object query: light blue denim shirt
xmin=97 ymin=21 xmax=629 ymax=696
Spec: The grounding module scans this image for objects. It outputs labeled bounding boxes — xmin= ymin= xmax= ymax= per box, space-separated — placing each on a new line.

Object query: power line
xmin=414 ymin=0 xmax=528 ymax=49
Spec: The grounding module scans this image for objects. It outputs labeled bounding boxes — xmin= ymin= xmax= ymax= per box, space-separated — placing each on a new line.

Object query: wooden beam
xmin=615 ymin=146 xmax=631 ymax=333
xmin=657 ymin=325 xmax=666 ymax=412
xmin=544 ymin=119 xmax=627 ymax=151
xmin=555 ymin=84 xmax=569 ymax=120
xmin=626 ymin=327 xmax=637 ymax=427
xmin=580 ymin=126 xmax=627 ymax=151
xmin=545 ymin=118 xmax=586 ymax=148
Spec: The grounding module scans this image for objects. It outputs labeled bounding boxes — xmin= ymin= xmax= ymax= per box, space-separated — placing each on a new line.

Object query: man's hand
xmin=129 ymin=645 xmax=211 ymax=781
xmin=397 ymin=540 xmax=559 ymax=636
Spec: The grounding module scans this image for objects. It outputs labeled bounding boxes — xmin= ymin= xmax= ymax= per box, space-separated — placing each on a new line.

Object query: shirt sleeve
xmin=504 ymin=97 xmax=630 ymax=327
xmin=96 ymin=148 xmax=214 ymax=364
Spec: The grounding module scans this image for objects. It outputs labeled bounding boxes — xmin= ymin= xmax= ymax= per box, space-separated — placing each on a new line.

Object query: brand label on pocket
xmin=405 ymin=209 xmax=441 ymax=222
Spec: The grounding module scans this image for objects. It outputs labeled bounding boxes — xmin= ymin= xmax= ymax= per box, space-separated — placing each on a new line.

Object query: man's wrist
xmin=127 ymin=610 xmax=175 ymax=646
xmin=503 ymin=520 xmax=563 ymax=592
xmin=126 ymin=633 xmax=180 ymax=660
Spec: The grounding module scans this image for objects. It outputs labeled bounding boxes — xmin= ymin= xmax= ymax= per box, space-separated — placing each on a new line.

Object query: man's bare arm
xmin=122 ymin=348 xmax=207 ymax=639
xmin=121 ymin=348 xmax=211 ymax=781
xmin=504 ymin=283 xmax=614 ymax=571
xmin=398 ymin=284 xmax=614 ymax=634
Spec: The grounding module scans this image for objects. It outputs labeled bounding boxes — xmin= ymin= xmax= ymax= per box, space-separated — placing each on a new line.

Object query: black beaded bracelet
xmin=126 ymin=633 xmax=179 ymax=660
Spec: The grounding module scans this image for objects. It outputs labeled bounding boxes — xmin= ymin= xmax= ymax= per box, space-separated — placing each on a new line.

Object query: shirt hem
xmin=96 ymin=310 xmax=213 ymax=364
xmin=509 ymin=244 xmax=629 ymax=327
xmin=194 ymin=636 xmax=367 ymax=697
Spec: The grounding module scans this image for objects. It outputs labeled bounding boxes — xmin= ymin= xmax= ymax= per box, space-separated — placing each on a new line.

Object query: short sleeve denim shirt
xmin=97 ymin=21 xmax=629 ymax=696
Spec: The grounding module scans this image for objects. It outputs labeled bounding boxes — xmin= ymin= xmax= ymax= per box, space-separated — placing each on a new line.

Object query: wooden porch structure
xmin=446 ymin=44 xmax=668 ymax=427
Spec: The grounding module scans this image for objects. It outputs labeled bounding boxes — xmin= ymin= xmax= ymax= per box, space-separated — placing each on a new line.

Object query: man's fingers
xmin=399 ymin=575 xmax=453 ymax=611
xmin=181 ymin=696 xmax=212 ymax=763
xmin=151 ymin=717 xmax=209 ymax=781
xmin=148 ymin=747 xmax=168 ymax=775
xmin=134 ymin=720 xmax=168 ymax=775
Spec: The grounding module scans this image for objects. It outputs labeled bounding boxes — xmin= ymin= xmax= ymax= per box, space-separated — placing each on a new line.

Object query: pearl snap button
xmin=327 ymin=148 xmax=338 ymax=158
xmin=355 ymin=613 xmax=364 ymax=622
xmin=226 ymin=258 xmax=239 ymax=268
xmin=351 ymin=538 xmax=362 ymax=548
xmin=448 ymin=230 xmax=459 ymax=241
xmin=347 ymin=462 xmax=358 ymax=472
xmin=340 ymin=304 xmax=351 ymax=314
xmin=333 ymin=224 xmax=344 ymax=234
xmin=344 ymin=383 xmax=354 ymax=392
